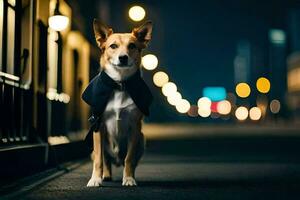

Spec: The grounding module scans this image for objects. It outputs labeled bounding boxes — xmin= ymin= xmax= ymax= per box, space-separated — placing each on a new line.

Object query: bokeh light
xmin=167 ymin=92 xmax=182 ymax=106
xmin=270 ymin=99 xmax=281 ymax=114
xmin=235 ymin=83 xmax=251 ymax=98
xmin=142 ymin=54 xmax=158 ymax=70
xmin=217 ymin=100 xmax=231 ymax=115
xmin=128 ymin=6 xmax=146 ymax=22
xmin=153 ymin=71 xmax=169 ymax=87
xmin=197 ymin=97 xmax=212 ymax=109
xmin=162 ymin=82 xmax=177 ymax=97
xmin=176 ymin=99 xmax=191 ymax=113
xmin=249 ymin=107 xmax=262 ymax=121
xmin=203 ymin=87 xmax=226 ymax=101
xmin=198 ymin=107 xmax=211 ymax=117
xmin=256 ymin=77 xmax=271 ymax=93
xmin=48 ymin=15 xmax=69 ymax=31
xmin=235 ymin=106 xmax=248 ymax=121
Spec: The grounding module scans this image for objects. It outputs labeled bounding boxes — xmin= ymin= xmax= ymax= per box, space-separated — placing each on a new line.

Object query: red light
xmin=210 ymin=102 xmax=219 ymax=113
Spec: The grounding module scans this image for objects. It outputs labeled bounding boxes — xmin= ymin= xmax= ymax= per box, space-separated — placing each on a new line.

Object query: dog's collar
xmin=100 ymin=69 xmax=141 ymax=91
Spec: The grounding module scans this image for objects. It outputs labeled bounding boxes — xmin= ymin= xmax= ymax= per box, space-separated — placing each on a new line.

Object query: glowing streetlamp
xmin=235 ymin=106 xmax=248 ymax=121
xmin=162 ymin=82 xmax=177 ymax=97
xmin=176 ymin=99 xmax=191 ymax=113
xmin=217 ymin=100 xmax=231 ymax=115
xmin=249 ymin=107 xmax=262 ymax=121
xmin=142 ymin=54 xmax=158 ymax=70
xmin=235 ymin=82 xmax=251 ymax=98
xmin=48 ymin=0 xmax=69 ymax=31
xmin=153 ymin=71 xmax=169 ymax=87
xmin=129 ymin=6 xmax=146 ymax=22
xmin=256 ymin=77 xmax=271 ymax=93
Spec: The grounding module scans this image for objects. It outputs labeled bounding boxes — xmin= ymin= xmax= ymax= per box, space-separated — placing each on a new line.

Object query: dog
xmin=86 ymin=19 xmax=153 ymax=187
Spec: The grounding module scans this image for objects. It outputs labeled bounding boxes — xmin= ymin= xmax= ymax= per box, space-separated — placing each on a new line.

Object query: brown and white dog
xmin=86 ymin=20 xmax=153 ymax=187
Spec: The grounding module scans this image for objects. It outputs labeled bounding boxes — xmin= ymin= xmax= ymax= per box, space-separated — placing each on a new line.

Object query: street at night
xmin=2 ymin=125 xmax=300 ymax=199
xmin=1 ymin=0 xmax=300 ymax=199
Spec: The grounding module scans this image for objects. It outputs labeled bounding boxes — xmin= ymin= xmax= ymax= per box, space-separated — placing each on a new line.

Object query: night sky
xmin=67 ymin=0 xmax=299 ymax=122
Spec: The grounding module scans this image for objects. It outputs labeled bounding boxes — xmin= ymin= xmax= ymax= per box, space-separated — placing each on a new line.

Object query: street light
xmin=48 ymin=0 xmax=69 ymax=31
xmin=129 ymin=6 xmax=146 ymax=22
xmin=142 ymin=54 xmax=158 ymax=70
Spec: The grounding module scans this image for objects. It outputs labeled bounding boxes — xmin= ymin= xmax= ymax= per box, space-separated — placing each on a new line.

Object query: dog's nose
xmin=119 ymin=55 xmax=128 ymax=66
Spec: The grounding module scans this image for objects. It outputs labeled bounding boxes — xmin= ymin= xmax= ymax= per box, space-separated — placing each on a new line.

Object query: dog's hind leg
xmin=87 ymin=131 xmax=103 ymax=187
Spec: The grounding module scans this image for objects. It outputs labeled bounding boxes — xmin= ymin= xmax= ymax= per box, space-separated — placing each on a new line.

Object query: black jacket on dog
xmin=82 ymin=69 xmax=153 ymax=152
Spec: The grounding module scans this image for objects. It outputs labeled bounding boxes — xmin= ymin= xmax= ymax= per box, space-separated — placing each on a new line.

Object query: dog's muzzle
xmin=118 ymin=55 xmax=129 ymax=67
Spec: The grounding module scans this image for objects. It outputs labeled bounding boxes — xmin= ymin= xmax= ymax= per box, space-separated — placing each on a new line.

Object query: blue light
xmin=203 ymin=87 xmax=226 ymax=101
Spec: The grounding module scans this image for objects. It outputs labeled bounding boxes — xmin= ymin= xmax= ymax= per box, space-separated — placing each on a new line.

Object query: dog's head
xmin=93 ymin=19 xmax=153 ymax=81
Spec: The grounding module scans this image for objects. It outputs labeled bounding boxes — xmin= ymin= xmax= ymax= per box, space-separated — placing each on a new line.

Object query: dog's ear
xmin=132 ymin=21 xmax=152 ymax=47
xmin=93 ymin=19 xmax=113 ymax=48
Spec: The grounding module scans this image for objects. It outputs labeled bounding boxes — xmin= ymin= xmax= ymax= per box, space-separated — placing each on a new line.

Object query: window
xmin=0 ymin=0 xmax=32 ymax=87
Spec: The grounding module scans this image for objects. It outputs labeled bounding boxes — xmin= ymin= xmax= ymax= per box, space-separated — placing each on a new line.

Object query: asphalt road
xmin=5 ymin=132 xmax=300 ymax=200
xmin=9 ymin=151 xmax=300 ymax=200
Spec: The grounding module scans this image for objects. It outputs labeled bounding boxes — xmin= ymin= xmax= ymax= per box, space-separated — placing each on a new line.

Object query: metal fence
xmin=0 ymin=72 xmax=33 ymax=146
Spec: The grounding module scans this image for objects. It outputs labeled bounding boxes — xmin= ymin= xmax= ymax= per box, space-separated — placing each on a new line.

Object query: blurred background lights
xmin=153 ymin=71 xmax=169 ymax=87
xmin=167 ymin=92 xmax=182 ymax=106
xmin=217 ymin=100 xmax=231 ymax=115
xmin=142 ymin=54 xmax=158 ymax=70
xmin=235 ymin=82 xmax=251 ymax=98
xmin=269 ymin=29 xmax=286 ymax=45
xmin=249 ymin=107 xmax=262 ymax=121
xmin=176 ymin=99 xmax=191 ymax=113
xmin=203 ymin=87 xmax=226 ymax=101
xmin=256 ymin=77 xmax=271 ymax=93
xmin=235 ymin=106 xmax=248 ymax=121
xmin=162 ymin=82 xmax=177 ymax=97
xmin=49 ymin=15 xmax=69 ymax=31
xmin=198 ymin=107 xmax=211 ymax=117
xmin=128 ymin=5 xmax=146 ymax=22
xmin=270 ymin=99 xmax=281 ymax=114
xmin=197 ymin=97 xmax=212 ymax=109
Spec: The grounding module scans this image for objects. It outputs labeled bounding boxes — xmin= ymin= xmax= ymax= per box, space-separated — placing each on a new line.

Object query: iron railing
xmin=0 ymin=71 xmax=33 ymax=146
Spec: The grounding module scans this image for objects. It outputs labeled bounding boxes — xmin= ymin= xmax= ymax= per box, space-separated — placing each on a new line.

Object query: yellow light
xmin=217 ymin=100 xmax=231 ymax=115
xmin=270 ymin=99 xmax=281 ymax=114
xmin=256 ymin=77 xmax=271 ymax=93
xmin=167 ymin=92 xmax=182 ymax=106
xmin=128 ymin=6 xmax=146 ymax=22
xmin=197 ymin=97 xmax=211 ymax=109
xmin=198 ymin=107 xmax=211 ymax=117
xmin=162 ymin=82 xmax=177 ymax=96
xmin=235 ymin=82 xmax=251 ymax=98
xmin=249 ymin=107 xmax=262 ymax=120
xmin=142 ymin=54 xmax=158 ymax=70
xmin=176 ymin=99 xmax=191 ymax=113
xmin=153 ymin=71 xmax=169 ymax=87
xmin=48 ymin=15 xmax=69 ymax=31
xmin=235 ymin=106 xmax=248 ymax=121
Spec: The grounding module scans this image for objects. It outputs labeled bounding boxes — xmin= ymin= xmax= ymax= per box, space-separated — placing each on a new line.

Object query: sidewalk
xmin=8 ymin=153 xmax=300 ymax=200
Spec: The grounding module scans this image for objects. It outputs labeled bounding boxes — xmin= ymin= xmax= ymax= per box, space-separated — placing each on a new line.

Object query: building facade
xmin=0 ymin=0 xmax=93 ymax=177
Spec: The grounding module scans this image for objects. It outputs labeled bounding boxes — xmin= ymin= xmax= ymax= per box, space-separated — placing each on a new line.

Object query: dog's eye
xmin=110 ymin=44 xmax=118 ymax=49
xmin=128 ymin=43 xmax=137 ymax=50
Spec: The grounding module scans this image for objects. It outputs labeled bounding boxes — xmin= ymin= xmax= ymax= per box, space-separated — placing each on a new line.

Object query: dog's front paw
xmin=87 ymin=176 xmax=103 ymax=187
xmin=122 ymin=177 xmax=137 ymax=186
